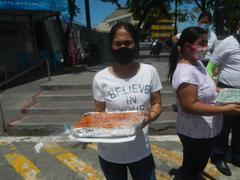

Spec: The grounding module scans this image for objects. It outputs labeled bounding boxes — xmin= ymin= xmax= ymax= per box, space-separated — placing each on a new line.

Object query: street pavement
xmin=0 ymin=77 xmax=49 ymax=126
xmin=0 ymin=135 xmax=240 ymax=180
xmin=0 ymin=55 xmax=240 ymax=179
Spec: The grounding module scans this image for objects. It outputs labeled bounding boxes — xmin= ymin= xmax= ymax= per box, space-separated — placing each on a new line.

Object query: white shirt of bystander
xmin=210 ymin=35 xmax=240 ymax=87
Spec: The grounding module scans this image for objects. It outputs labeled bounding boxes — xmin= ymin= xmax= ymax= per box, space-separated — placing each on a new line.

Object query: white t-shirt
xmin=176 ymin=30 xmax=218 ymax=61
xmin=210 ymin=35 xmax=240 ymax=87
xmin=207 ymin=31 xmax=218 ymax=51
xmin=172 ymin=61 xmax=222 ymax=138
xmin=93 ymin=63 xmax=162 ymax=163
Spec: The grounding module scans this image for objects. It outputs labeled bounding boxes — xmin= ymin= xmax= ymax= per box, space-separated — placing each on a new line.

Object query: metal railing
xmin=0 ymin=59 xmax=51 ymax=134
xmin=0 ymin=59 xmax=51 ymax=88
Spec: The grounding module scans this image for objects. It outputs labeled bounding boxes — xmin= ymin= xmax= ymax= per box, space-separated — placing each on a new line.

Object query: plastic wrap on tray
xmin=216 ymin=88 xmax=240 ymax=103
xmin=69 ymin=111 xmax=146 ymax=138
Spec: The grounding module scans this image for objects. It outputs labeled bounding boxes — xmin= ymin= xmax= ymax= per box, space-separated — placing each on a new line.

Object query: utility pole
xmin=174 ymin=0 xmax=178 ymax=35
xmin=214 ymin=0 xmax=224 ymax=37
xmin=85 ymin=0 xmax=91 ymax=29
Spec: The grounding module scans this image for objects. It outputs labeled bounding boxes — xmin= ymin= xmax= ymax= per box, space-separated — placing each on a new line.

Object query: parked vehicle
xmin=150 ymin=39 xmax=162 ymax=57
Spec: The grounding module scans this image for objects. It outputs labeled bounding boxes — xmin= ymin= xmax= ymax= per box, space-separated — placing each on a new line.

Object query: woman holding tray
xmin=92 ymin=22 xmax=162 ymax=180
xmin=168 ymin=26 xmax=240 ymax=180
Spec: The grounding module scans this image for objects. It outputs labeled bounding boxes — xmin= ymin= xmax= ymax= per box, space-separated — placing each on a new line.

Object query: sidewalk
xmin=0 ymin=63 xmax=98 ymax=126
xmin=1 ymin=57 xmax=173 ymax=133
xmin=0 ymin=59 xmax=240 ymax=179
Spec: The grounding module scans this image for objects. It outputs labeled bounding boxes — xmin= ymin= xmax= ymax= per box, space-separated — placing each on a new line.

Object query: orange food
xmin=73 ymin=112 xmax=145 ymax=129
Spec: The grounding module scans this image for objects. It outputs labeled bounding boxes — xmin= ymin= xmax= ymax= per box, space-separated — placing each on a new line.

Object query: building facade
xmin=95 ymin=8 xmax=138 ymax=32
xmin=150 ymin=19 xmax=175 ymax=41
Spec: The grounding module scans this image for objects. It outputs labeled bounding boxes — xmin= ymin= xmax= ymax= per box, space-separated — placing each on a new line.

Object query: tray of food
xmin=216 ymin=88 xmax=240 ymax=104
xmin=68 ymin=111 xmax=146 ymax=143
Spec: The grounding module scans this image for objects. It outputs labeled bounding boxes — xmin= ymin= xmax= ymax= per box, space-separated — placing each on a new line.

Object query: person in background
xmin=93 ymin=22 xmax=162 ymax=180
xmin=172 ymin=11 xmax=218 ymax=66
xmin=206 ymin=19 xmax=240 ymax=176
xmin=150 ymin=39 xmax=162 ymax=57
xmin=168 ymin=26 xmax=240 ymax=179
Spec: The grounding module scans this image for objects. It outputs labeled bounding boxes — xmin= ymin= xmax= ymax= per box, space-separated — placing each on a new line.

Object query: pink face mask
xmin=189 ymin=45 xmax=209 ymax=61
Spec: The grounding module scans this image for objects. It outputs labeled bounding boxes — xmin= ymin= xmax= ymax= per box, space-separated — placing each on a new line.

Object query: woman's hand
xmin=216 ymin=87 xmax=221 ymax=94
xmin=142 ymin=110 xmax=160 ymax=128
xmin=142 ymin=111 xmax=150 ymax=128
xmin=142 ymin=91 xmax=162 ymax=128
xmin=223 ymin=103 xmax=240 ymax=115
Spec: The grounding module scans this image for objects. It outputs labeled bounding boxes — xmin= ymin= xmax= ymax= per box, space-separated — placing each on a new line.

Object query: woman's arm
xmin=177 ymin=83 xmax=240 ymax=115
xmin=95 ymin=100 xmax=105 ymax=112
xmin=172 ymin=35 xmax=178 ymax=44
xmin=146 ymin=90 xmax=162 ymax=124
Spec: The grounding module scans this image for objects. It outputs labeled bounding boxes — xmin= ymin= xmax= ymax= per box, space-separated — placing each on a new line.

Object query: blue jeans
xmin=98 ymin=154 xmax=156 ymax=180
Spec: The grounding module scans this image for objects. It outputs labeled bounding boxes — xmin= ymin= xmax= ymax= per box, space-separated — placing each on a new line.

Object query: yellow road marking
xmin=156 ymin=171 xmax=170 ymax=180
xmin=5 ymin=153 xmax=40 ymax=180
xmin=43 ymin=143 xmax=103 ymax=180
xmin=151 ymin=144 xmax=220 ymax=179
xmin=0 ymin=141 xmax=10 ymax=146
xmin=10 ymin=144 xmax=16 ymax=151
xmin=87 ymin=143 xmax=97 ymax=151
xmin=43 ymin=143 xmax=65 ymax=154
xmin=151 ymin=144 xmax=182 ymax=166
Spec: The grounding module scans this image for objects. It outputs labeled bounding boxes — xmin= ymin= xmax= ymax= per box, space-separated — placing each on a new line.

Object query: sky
xmin=75 ymin=0 xmax=196 ymax=32
xmin=75 ymin=0 xmax=126 ymax=27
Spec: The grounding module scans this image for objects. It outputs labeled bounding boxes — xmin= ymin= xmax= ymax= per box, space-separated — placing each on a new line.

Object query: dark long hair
xmin=168 ymin=27 xmax=206 ymax=83
xmin=198 ymin=11 xmax=212 ymax=22
xmin=108 ymin=22 xmax=139 ymax=49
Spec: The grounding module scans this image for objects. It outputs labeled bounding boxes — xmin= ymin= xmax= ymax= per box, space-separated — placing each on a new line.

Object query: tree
xmin=191 ymin=0 xmax=215 ymax=11
xmin=98 ymin=0 xmax=171 ymax=30
xmin=180 ymin=0 xmax=240 ymax=34
xmin=216 ymin=0 xmax=240 ymax=33
xmin=173 ymin=0 xmax=212 ymax=23
xmin=98 ymin=0 xmax=240 ymax=35
xmin=126 ymin=0 xmax=171 ymax=30
xmin=68 ymin=0 xmax=79 ymax=21
xmin=100 ymin=0 xmax=122 ymax=9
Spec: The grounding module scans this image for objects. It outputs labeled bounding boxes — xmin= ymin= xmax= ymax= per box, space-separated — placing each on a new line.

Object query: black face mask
xmin=111 ymin=47 xmax=136 ymax=65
